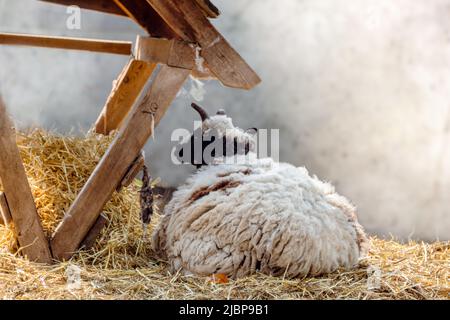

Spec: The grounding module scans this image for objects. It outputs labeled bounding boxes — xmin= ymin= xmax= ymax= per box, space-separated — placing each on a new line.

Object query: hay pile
xmin=1 ymin=129 xmax=156 ymax=269
xmin=0 ymin=130 xmax=448 ymax=300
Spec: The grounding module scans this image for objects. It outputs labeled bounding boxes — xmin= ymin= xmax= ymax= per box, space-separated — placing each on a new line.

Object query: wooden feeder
xmin=0 ymin=0 xmax=260 ymax=263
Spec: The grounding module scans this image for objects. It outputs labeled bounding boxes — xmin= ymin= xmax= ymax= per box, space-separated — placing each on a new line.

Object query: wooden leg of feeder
xmin=0 ymin=97 xmax=52 ymax=263
xmin=0 ymin=192 xmax=12 ymax=225
xmin=51 ymin=65 xmax=190 ymax=261
xmin=116 ymin=152 xmax=145 ymax=192
xmin=94 ymin=59 xmax=155 ymax=135
xmin=80 ymin=213 xmax=108 ymax=250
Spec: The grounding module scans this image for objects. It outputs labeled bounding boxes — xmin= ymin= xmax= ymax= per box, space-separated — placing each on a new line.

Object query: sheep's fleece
xmin=152 ymin=115 xmax=369 ymax=278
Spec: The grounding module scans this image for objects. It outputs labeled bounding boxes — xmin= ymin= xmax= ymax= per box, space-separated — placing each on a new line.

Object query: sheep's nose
xmin=216 ymin=109 xmax=226 ymax=115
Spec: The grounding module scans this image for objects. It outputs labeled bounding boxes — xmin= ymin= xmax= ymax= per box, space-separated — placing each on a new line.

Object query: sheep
xmin=152 ymin=103 xmax=369 ymax=278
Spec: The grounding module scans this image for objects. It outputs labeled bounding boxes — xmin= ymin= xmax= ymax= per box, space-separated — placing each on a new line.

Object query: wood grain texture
xmin=113 ymin=0 xmax=178 ymax=38
xmin=40 ymin=0 xmax=127 ymax=16
xmin=135 ymin=36 xmax=195 ymax=70
xmin=146 ymin=0 xmax=260 ymax=89
xmin=0 ymin=33 xmax=132 ymax=55
xmin=0 ymin=192 xmax=12 ymax=225
xmin=0 ymin=97 xmax=52 ymax=263
xmin=194 ymin=0 xmax=220 ymax=18
xmin=94 ymin=59 xmax=155 ymax=135
xmin=51 ymin=66 xmax=190 ymax=261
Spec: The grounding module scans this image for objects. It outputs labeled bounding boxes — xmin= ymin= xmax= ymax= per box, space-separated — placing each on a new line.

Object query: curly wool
xmin=152 ymin=154 xmax=368 ymax=278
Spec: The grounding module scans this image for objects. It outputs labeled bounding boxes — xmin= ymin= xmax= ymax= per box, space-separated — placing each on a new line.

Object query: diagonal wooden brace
xmin=51 ymin=65 xmax=190 ymax=261
xmin=94 ymin=59 xmax=155 ymax=135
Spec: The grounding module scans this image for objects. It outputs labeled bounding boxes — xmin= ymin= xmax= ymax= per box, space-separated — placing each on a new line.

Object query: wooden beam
xmin=0 ymin=192 xmax=13 ymax=225
xmin=79 ymin=213 xmax=108 ymax=250
xmin=40 ymin=0 xmax=127 ymax=16
xmin=146 ymin=0 xmax=260 ymax=90
xmin=135 ymin=36 xmax=214 ymax=79
xmin=116 ymin=152 xmax=145 ymax=192
xmin=113 ymin=0 xmax=178 ymax=39
xmin=94 ymin=59 xmax=155 ymax=135
xmin=0 ymin=33 xmax=132 ymax=55
xmin=194 ymin=0 xmax=220 ymax=19
xmin=135 ymin=36 xmax=195 ymax=70
xmin=51 ymin=65 xmax=190 ymax=261
xmin=0 ymin=96 xmax=52 ymax=263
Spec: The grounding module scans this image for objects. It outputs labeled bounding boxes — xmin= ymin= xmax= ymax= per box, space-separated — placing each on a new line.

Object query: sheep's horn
xmin=191 ymin=102 xmax=210 ymax=121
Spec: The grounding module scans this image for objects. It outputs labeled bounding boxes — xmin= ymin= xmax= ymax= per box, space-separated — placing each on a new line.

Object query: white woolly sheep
xmin=152 ymin=103 xmax=368 ymax=278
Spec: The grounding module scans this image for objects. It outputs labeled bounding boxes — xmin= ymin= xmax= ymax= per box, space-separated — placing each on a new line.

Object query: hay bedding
xmin=0 ymin=130 xmax=448 ymax=300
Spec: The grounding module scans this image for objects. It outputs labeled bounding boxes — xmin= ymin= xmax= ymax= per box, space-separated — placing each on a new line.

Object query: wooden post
xmin=0 ymin=192 xmax=13 ymax=225
xmin=0 ymin=97 xmax=52 ymax=263
xmin=94 ymin=59 xmax=155 ymax=135
xmin=51 ymin=65 xmax=190 ymax=261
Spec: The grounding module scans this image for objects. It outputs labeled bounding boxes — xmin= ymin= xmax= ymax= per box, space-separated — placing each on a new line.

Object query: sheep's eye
xmin=216 ymin=109 xmax=226 ymax=116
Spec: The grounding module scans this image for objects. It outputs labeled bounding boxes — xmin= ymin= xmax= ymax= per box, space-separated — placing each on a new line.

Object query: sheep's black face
xmin=175 ymin=103 xmax=255 ymax=168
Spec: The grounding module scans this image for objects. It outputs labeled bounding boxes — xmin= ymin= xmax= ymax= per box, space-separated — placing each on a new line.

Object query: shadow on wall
xmin=0 ymin=0 xmax=449 ymax=241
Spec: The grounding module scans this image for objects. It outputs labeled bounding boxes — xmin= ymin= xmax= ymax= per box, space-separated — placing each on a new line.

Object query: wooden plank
xmin=146 ymin=0 xmax=260 ymax=90
xmin=0 ymin=192 xmax=13 ymax=225
xmin=94 ymin=59 xmax=155 ymax=135
xmin=135 ymin=36 xmax=214 ymax=79
xmin=113 ymin=0 xmax=178 ymax=39
xmin=0 ymin=33 xmax=132 ymax=55
xmin=40 ymin=0 xmax=127 ymax=16
xmin=194 ymin=0 xmax=220 ymax=19
xmin=116 ymin=152 xmax=145 ymax=192
xmin=0 ymin=96 xmax=52 ymax=263
xmin=51 ymin=65 xmax=190 ymax=261
xmin=41 ymin=0 xmax=220 ymax=27
xmin=79 ymin=213 xmax=108 ymax=250
xmin=135 ymin=36 xmax=195 ymax=70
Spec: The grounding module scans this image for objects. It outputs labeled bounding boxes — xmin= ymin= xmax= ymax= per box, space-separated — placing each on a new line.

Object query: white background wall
xmin=0 ymin=0 xmax=449 ymax=241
